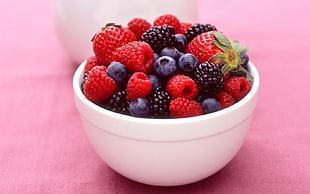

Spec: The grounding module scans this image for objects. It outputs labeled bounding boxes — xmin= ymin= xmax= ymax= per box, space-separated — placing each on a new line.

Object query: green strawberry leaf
xmin=209 ymin=52 xmax=227 ymax=61
xmin=212 ymin=40 xmax=230 ymax=52
xmin=232 ymin=40 xmax=250 ymax=54
xmin=212 ymin=31 xmax=232 ymax=49
xmin=231 ymin=66 xmax=253 ymax=81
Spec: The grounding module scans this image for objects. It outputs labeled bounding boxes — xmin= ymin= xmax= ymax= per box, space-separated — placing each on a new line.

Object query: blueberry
xmin=174 ymin=34 xmax=187 ymax=52
xmin=154 ymin=53 xmax=160 ymax=61
xmin=194 ymin=92 xmax=207 ymax=103
xmin=148 ymin=75 xmax=162 ymax=90
xmin=239 ymin=53 xmax=249 ymax=70
xmin=202 ymin=98 xmax=222 ymax=114
xmin=107 ymin=61 xmax=129 ymax=85
xmin=178 ymin=53 xmax=198 ymax=73
xmin=129 ymin=98 xmax=151 ymax=117
xmin=160 ymin=47 xmax=181 ymax=60
xmin=154 ymin=56 xmax=178 ymax=78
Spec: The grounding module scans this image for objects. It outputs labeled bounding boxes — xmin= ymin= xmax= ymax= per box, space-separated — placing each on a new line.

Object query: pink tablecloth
xmin=1 ymin=0 xmax=310 ymax=193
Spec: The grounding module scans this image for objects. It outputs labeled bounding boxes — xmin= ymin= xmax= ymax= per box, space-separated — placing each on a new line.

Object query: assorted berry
xmin=201 ymin=98 xmax=222 ymax=114
xmin=178 ymin=53 xmax=198 ymax=73
xmin=141 ymin=24 xmax=176 ymax=53
xmin=81 ymin=14 xmax=253 ymax=118
xmin=112 ymin=41 xmax=154 ymax=73
xmin=185 ymin=23 xmax=217 ymax=42
xmin=106 ymin=61 xmax=129 ymax=86
xmin=193 ymin=62 xmax=224 ymax=96
xmin=166 ymin=75 xmax=198 ymax=100
xmin=126 ymin=72 xmax=152 ymax=101
xmin=83 ymin=66 xmax=118 ymax=103
xmin=105 ymin=90 xmax=129 ymax=114
xmin=148 ymin=88 xmax=171 ymax=117
xmin=153 ymin=56 xmax=178 ymax=78
xmin=169 ymin=97 xmax=203 ymax=118
xmin=92 ymin=24 xmax=136 ymax=65
xmin=127 ymin=18 xmax=152 ymax=40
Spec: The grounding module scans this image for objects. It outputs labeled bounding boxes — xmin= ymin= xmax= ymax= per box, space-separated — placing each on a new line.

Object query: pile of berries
xmin=81 ymin=14 xmax=253 ymax=118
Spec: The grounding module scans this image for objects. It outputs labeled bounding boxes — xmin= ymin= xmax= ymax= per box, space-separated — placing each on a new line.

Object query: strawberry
xmin=92 ymin=24 xmax=136 ymax=65
xmin=128 ymin=18 xmax=152 ymax=40
xmin=113 ymin=41 xmax=154 ymax=73
xmin=186 ymin=31 xmax=252 ymax=80
xmin=153 ymin=14 xmax=181 ymax=34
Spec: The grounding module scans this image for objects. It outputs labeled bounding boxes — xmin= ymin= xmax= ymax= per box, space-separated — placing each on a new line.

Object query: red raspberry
xmin=92 ymin=25 xmax=136 ymax=65
xmin=128 ymin=18 xmax=152 ymax=40
xmin=179 ymin=22 xmax=192 ymax=35
xmin=224 ymin=76 xmax=252 ymax=100
xmin=216 ymin=91 xmax=235 ymax=108
xmin=153 ymin=14 xmax=181 ymax=34
xmin=169 ymin=97 xmax=203 ymax=118
xmin=83 ymin=66 xmax=118 ymax=102
xmin=166 ymin=75 xmax=198 ymax=100
xmin=84 ymin=56 xmax=101 ymax=73
xmin=113 ymin=41 xmax=154 ymax=73
xmin=126 ymin=72 xmax=152 ymax=101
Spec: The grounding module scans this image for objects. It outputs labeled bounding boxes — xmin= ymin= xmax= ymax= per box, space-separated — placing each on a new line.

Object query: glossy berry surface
xmin=194 ymin=62 xmax=224 ymax=96
xmin=185 ymin=23 xmax=217 ymax=42
xmin=141 ymin=25 xmax=176 ymax=53
xmin=160 ymin=47 xmax=181 ymax=61
xmin=224 ymin=76 xmax=251 ymax=100
xmin=148 ymin=74 xmax=162 ymax=91
xmin=92 ymin=25 xmax=136 ymax=65
xmin=174 ymin=34 xmax=187 ymax=52
xmin=202 ymin=98 xmax=222 ymax=114
xmin=148 ymin=88 xmax=171 ymax=117
xmin=216 ymin=91 xmax=235 ymax=108
xmin=240 ymin=53 xmax=250 ymax=69
xmin=178 ymin=53 xmax=198 ymax=73
xmin=169 ymin=97 xmax=203 ymax=118
xmin=126 ymin=72 xmax=152 ymax=101
xmin=113 ymin=41 xmax=154 ymax=73
xmin=106 ymin=61 xmax=129 ymax=86
xmin=166 ymin=75 xmax=198 ymax=100
xmin=129 ymin=98 xmax=151 ymax=117
xmin=83 ymin=66 xmax=118 ymax=102
xmin=127 ymin=18 xmax=152 ymax=40
xmin=153 ymin=14 xmax=181 ymax=34
xmin=105 ymin=90 xmax=129 ymax=114
xmin=153 ymin=56 xmax=178 ymax=78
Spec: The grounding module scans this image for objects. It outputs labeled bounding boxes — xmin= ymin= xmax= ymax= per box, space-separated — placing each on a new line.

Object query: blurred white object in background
xmin=54 ymin=0 xmax=197 ymax=63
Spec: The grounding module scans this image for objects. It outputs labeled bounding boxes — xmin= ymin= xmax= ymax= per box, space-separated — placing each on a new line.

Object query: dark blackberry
xmin=141 ymin=25 xmax=177 ymax=53
xmin=81 ymin=72 xmax=89 ymax=93
xmin=105 ymin=90 xmax=129 ymax=114
xmin=185 ymin=23 xmax=217 ymax=42
xmin=194 ymin=62 xmax=224 ymax=96
xmin=148 ymin=88 xmax=171 ymax=118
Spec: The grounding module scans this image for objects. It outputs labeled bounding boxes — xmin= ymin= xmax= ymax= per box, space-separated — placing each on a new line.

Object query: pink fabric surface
xmin=1 ymin=0 xmax=310 ymax=193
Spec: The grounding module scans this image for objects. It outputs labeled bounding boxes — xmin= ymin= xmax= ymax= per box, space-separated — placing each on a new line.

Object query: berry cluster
xmin=81 ymin=14 xmax=253 ymax=118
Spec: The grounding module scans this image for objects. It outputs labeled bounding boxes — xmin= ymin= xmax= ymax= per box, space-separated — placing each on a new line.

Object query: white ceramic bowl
xmin=73 ymin=61 xmax=260 ymax=186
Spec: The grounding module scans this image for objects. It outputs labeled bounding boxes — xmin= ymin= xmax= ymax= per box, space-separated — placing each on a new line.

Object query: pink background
xmin=1 ymin=0 xmax=310 ymax=193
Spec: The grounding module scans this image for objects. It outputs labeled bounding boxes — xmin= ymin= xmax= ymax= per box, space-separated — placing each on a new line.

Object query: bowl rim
xmin=73 ymin=60 xmax=260 ymax=125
